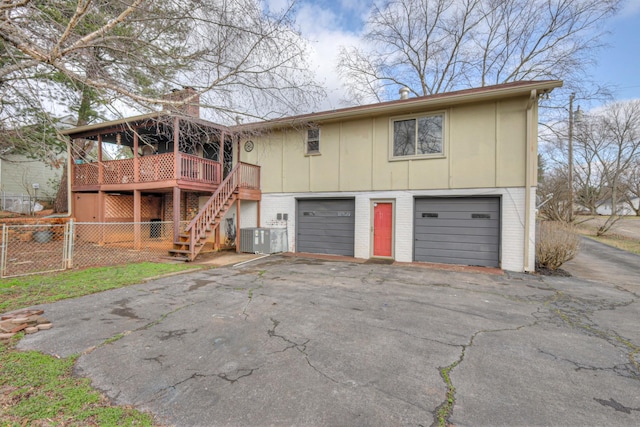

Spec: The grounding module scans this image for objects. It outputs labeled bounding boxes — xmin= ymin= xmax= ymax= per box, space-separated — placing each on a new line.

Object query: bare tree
xmin=2 ymin=0 xmax=323 ymax=212
xmin=337 ymin=0 xmax=621 ymax=102
xmin=576 ymin=101 xmax=640 ymax=234
xmin=621 ymin=159 xmax=640 ymax=216
xmin=0 ymin=0 xmax=323 ymax=145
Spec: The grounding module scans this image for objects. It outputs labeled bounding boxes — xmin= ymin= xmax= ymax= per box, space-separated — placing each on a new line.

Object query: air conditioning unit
xmin=239 ymin=228 xmax=288 ymax=254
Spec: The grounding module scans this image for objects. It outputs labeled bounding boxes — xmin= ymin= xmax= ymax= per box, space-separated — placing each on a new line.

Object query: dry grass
xmin=536 ymin=221 xmax=581 ymax=270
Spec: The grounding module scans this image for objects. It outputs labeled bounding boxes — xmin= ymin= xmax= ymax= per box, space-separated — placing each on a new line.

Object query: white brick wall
xmin=260 ymin=187 xmax=534 ymax=271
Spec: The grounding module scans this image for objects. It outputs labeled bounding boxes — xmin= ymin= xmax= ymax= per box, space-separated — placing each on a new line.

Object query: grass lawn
xmin=574 ymin=216 xmax=640 ymax=256
xmin=0 ymin=262 xmax=201 ymax=426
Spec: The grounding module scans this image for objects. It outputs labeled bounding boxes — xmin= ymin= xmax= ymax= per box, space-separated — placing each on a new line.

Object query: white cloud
xmin=294 ymin=2 xmax=368 ymax=110
xmin=620 ymin=0 xmax=640 ymax=17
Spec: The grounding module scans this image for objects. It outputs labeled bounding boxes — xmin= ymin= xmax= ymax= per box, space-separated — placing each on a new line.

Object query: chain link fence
xmin=0 ymin=220 xmax=192 ymax=278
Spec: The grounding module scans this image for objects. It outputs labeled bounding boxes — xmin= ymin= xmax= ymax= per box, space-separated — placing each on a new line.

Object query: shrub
xmin=536 ymin=221 xmax=580 ymax=270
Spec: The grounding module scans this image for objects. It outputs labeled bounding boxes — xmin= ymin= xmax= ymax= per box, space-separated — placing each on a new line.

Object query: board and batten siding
xmin=243 ymin=97 xmax=534 ymax=194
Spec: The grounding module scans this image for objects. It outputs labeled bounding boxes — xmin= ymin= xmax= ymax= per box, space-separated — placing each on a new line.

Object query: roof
xmin=237 ymin=80 xmax=563 ymax=131
xmin=61 ymin=111 xmax=229 ymax=139
xmin=62 ymin=80 xmax=563 ymax=137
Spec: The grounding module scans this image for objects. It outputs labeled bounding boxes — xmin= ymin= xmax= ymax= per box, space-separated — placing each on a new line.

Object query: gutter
xmin=524 ymin=90 xmax=537 ymax=272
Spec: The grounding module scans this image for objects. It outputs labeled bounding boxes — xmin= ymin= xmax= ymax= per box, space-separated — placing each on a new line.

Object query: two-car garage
xmin=295 ymin=196 xmax=501 ymax=268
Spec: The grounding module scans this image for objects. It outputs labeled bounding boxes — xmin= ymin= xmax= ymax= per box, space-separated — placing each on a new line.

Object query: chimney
xmin=399 ymin=87 xmax=410 ymax=100
xmin=163 ymin=87 xmax=200 ymax=118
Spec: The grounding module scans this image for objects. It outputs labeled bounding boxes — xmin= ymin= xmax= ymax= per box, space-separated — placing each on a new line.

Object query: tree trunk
xmin=53 ymin=164 xmax=68 ymax=213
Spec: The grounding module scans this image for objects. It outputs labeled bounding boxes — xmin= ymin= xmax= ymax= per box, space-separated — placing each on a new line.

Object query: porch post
xmin=219 ymin=131 xmax=224 ymax=181
xmin=214 ymin=222 xmax=220 ymax=251
xmin=173 ymin=187 xmax=181 ymax=242
xmin=174 ymin=117 xmax=180 ymax=180
xmin=134 ymin=190 xmax=141 ymax=249
xmin=133 ymin=131 xmax=139 ymax=183
xmin=235 ymin=199 xmax=241 ymax=253
xmin=257 ymin=200 xmax=261 ymax=228
xmin=98 ymin=191 xmax=106 ymax=245
xmin=97 ymin=135 xmax=104 ymax=184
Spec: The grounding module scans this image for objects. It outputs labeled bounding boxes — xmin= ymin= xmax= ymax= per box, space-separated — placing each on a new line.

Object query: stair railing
xmin=184 ymin=163 xmax=240 ymax=256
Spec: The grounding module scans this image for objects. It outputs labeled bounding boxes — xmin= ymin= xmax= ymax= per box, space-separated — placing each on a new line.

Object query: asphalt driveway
xmin=17 ymin=257 xmax=640 ymax=426
xmin=563 ymin=237 xmax=640 ymax=291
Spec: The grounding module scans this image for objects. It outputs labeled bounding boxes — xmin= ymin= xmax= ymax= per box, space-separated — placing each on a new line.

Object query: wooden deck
xmin=72 ymin=152 xmax=222 ymax=192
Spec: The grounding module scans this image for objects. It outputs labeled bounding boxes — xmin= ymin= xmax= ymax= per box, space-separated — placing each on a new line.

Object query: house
xmin=596 ymin=198 xmax=640 ymax=216
xmin=63 ymin=81 xmax=562 ymax=271
xmin=0 ymin=154 xmax=62 ymax=211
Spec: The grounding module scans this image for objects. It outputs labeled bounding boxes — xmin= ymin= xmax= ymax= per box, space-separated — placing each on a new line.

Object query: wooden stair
xmin=168 ymin=163 xmax=241 ymax=261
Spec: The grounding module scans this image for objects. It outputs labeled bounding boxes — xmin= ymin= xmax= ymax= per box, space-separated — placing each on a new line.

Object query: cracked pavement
xmin=17 ymin=255 xmax=640 ymax=426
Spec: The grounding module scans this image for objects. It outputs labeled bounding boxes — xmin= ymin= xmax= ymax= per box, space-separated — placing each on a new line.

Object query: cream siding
xmin=251 ymin=96 xmax=531 ymax=194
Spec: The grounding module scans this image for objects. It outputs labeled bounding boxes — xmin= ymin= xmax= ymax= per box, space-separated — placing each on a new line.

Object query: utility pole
xmin=568 ymin=93 xmax=575 ymax=222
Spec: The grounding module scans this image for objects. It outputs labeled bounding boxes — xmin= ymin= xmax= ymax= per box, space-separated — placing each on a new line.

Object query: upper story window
xmin=392 ymin=113 xmax=444 ymax=158
xmin=306 ymin=128 xmax=320 ymax=155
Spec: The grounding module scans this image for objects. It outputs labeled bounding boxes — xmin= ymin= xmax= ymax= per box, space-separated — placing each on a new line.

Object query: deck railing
xmin=73 ymin=153 xmax=222 ymax=187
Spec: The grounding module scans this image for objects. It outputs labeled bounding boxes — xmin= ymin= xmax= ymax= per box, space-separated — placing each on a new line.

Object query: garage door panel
xmin=415 ymin=240 xmax=499 ymax=253
xmin=415 ymin=233 xmax=499 ymax=244
xmin=415 ymin=226 xmax=499 ymax=237
xmin=297 ymin=199 xmax=355 ymax=256
xmin=419 ymin=253 xmax=498 ymax=266
xmin=298 ymin=233 xmax=354 ymax=244
xmin=416 ymin=200 xmax=499 ymax=211
xmin=414 ymin=197 xmax=500 ymax=267
xmin=415 ymin=218 xmax=499 ymax=228
xmin=297 ymin=222 xmax=355 ymax=230
xmin=415 ymin=211 xmax=498 ymax=221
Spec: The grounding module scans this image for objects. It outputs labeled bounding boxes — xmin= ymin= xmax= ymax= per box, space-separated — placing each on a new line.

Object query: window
xmin=392 ymin=113 xmax=444 ymax=158
xmin=306 ymin=128 xmax=320 ymax=154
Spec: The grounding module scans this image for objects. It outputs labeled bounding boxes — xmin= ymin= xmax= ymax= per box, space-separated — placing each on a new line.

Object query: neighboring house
xmin=0 ymin=154 xmax=62 ymax=201
xmin=596 ymin=198 xmax=640 ymax=216
xmin=63 ymin=81 xmax=562 ymax=271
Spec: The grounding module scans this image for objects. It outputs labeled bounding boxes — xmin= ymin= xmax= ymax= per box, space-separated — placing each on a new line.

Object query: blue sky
xmin=592 ymin=0 xmax=640 ymax=101
xmin=274 ymin=0 xmax=640 ymax=109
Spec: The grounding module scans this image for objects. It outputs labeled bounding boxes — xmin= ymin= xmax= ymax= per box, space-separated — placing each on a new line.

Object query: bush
xmin=536 ymin=221 xmax=580 ymax=270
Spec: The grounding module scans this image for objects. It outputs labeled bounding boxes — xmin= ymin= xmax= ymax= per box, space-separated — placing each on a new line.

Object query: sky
xmin=270 ymin=0 xmax=640 ymax=110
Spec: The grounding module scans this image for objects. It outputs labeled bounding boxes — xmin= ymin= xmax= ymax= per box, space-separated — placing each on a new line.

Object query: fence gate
xmin=1 ymin=223 xmax=72 ymax=278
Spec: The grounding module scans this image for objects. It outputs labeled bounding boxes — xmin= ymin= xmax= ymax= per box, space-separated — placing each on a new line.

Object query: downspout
xmin=524 ymin=90 xmax=537 ymax=272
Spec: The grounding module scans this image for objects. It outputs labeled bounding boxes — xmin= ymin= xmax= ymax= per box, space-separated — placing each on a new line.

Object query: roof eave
xmin=237 ymin=80 xmax=563 ymax=132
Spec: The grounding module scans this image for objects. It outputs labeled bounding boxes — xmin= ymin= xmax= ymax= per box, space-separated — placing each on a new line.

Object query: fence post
xmin=66 ymin=219 xmax=75 ymax=269
xmin=0 ymin=224 xmax=7 ymax=278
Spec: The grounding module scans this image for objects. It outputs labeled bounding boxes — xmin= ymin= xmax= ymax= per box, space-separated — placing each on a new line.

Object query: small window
xmin=306 ymin=128 xmax=320 ymax=154
xmin=392 ymin=113 xmax=444 ymax=158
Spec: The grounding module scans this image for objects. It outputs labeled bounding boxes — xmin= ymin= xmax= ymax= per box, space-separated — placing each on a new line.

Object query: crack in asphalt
xmin=538 ymin=349 xmax=637 ymax=379
xmin=542 ymin=290 xmax=639 ymax=378
xmin=267 ymin=318 xmax=309 ymax=354
xmin=157 ymin=328 xmax=198 ymax=341
xmin=372 ymin=324 xmax=462 ymax=348
xmin=431 ymin=322 xmax=536 ymax=427
xmin=594 ymin=398 xmax=640 ymax=414
xmin=85 ymin=303 xmax=194 ymax=354
xmin=217 ymin=368 xmax=257 ymax=384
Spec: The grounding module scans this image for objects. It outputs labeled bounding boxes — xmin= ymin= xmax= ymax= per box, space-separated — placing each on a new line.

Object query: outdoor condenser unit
xmin=239 ymin=228 xmax=288 ymax=254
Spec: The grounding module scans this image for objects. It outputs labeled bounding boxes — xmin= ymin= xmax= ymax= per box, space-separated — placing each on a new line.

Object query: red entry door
xmin=373 ymin=202 xmax=393 ymax=257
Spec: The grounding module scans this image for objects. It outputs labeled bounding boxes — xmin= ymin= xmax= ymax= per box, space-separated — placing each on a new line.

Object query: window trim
xmin=305 ymin=128 xmax=321 ymax=155
xmin=389 ymin=111 xmax=447 ymax=161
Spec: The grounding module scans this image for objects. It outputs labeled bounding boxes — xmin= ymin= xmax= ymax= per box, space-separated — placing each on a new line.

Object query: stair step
xmin=174 ymin=240 xmax=203 ymax=245
xmin=169 ymin=249 xmax=192 ymax=254
xmin=159 ymin=256 xmax=190 ymax=262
